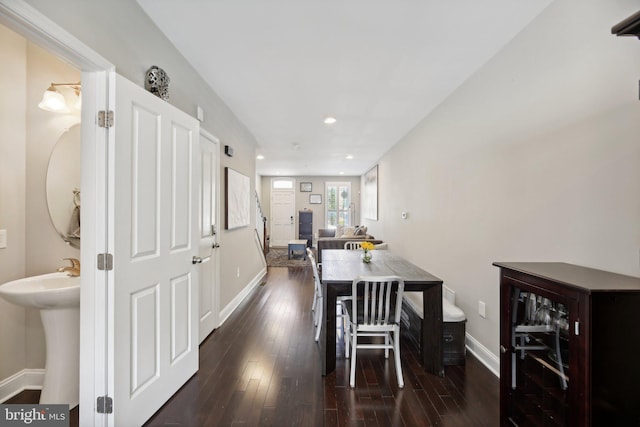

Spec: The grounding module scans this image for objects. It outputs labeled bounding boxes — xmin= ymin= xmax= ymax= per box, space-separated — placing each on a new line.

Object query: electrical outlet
xmin=478 ymin=301 xmax=486 ymax=318
xmin=0 ymin=229 xmax=6 ymax=249
xmin=236 ymin=267 xmax=240 ymax=278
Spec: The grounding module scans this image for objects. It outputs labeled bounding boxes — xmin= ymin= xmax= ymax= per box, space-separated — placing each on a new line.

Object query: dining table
xmin=320 ymin=249 xmax=445 ymax=377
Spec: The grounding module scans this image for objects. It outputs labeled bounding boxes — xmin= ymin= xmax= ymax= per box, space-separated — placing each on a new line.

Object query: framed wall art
xmin=225 ymin=167 xmax=251 ymax=229
xmin=309 ymin=194 xmax=322 ymax=204
xmin=363 ymin=165 xmax=378 ymax=220
xmin=300 ymin=182 xmax=312 ymax=192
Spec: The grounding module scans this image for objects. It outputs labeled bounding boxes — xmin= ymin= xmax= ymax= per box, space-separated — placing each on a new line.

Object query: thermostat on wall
xmin=224 ymin=145 xmax=234 ymax=157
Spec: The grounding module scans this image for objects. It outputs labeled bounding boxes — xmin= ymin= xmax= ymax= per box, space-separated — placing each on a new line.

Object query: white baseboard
xmin=0 ymin=369 xmax=45 ymax=403
xmin=465 ymin=333 xmax=500 ymax=378
xmin=218 ymin=267 xmax=267 ymax=327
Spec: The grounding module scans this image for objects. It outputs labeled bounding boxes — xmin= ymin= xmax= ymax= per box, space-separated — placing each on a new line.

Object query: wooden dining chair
xmin=343 ymin=275 xmax=405 ymax=388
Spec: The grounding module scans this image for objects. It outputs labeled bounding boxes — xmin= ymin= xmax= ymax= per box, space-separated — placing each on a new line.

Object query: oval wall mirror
xmin=46 ymin=123 xmax=81 ymax=248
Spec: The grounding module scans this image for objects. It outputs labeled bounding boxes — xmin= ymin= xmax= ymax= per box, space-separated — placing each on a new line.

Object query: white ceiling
xmin=137 ymin=0 xmax=553 ymax=176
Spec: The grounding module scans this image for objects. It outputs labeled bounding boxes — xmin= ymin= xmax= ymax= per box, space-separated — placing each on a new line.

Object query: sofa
xmin=316 ymin=226 xmax=383 ymax=264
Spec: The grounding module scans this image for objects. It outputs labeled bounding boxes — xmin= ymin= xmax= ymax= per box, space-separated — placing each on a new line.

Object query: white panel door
xmin=198 ymin=130 xmax=219 ymax=343
xmin=270 ymin=189 xmax=295 ymax=246
xmin=112 ymin=74 xmax=199 ymax=426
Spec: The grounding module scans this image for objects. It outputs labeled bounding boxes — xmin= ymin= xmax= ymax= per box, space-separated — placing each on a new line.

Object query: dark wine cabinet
xmin=298 ymin=210 xmax=312 ymax=247
xmin=494 ymin=262 xmax=640 ymax=426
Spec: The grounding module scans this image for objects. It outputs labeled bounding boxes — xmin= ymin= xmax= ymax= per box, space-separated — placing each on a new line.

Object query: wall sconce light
xmin=38 ymin=82 xmax=81 ymax=113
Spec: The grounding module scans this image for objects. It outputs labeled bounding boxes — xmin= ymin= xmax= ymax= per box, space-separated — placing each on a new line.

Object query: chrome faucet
xmin=57 ymin=258 xmax=80 ymax=277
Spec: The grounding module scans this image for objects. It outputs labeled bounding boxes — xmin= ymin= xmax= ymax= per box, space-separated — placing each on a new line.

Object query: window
xmin=326 ymin=182 xmax=351 ymax=228
xmin=272 ymin=178 xmax=294 ymax=189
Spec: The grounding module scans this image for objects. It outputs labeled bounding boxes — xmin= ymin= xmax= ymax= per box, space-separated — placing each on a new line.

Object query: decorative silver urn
xmin=145 ymin=65 xmax=170 ymax=100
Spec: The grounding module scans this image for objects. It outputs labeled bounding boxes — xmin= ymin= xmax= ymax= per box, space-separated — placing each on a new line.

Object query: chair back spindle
xmin=353 ymin=276 xmax=403 ymax=327
xmin=344 ymin=241 xmax=363 ymax=250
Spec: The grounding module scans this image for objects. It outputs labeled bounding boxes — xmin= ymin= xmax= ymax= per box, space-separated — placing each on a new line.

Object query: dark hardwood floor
xmin=5 ymin=265 xmax=498 ymax=426
xmin=145 ymin=265 xmax=499 ymax=427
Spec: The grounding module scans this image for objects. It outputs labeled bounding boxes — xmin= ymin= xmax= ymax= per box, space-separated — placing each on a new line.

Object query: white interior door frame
xmin=269 ymin=177 xmax=296 ymax=246
xmin=198 ymin=128 xmax=221 ymax=341
xmin=0 ymin=2 xmax=113 ymax=426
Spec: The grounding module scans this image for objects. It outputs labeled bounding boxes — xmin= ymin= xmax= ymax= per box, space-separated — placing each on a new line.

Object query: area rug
xmin=266 ymin=247 xmax=313 ymax=267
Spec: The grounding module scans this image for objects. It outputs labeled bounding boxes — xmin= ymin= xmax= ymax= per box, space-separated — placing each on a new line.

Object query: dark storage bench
xmin=401 ymin=292 xmax=466 ymax=365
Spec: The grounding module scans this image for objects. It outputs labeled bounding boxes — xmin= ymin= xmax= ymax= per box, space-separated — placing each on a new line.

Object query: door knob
xmin=192 ymin=256 xmax=203 ymax=264
xmin=212 ymin=243 xmax=220 ymax=249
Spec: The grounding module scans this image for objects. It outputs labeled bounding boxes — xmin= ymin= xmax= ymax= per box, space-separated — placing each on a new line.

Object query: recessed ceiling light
xmin=323 ymin=116 xmax=337 ymax=125
xmin=345 ymin=155 xmax=353 ymax=160
xmin=339 ymin=171 xmax=345 ymax=175
xmin=256 ymin=155 xmax=264 ymax=160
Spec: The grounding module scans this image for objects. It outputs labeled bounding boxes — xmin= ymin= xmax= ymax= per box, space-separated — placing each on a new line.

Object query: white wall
xmin=0 ymin=23 xmax=27 ymax=381
xmin=23 ymin=0 xmax=265 ymax=311
xmin=25 ymin=42 xmax=81 ymax=369
xmin=364 ymin=0 xmax=640 ymax=360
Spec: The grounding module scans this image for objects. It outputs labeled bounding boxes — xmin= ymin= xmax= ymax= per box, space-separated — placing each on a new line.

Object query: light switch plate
xmin=478 ymin=300 xmax=486 ymax=318
xmin=0 ymin=229 xmax=7 ymax=249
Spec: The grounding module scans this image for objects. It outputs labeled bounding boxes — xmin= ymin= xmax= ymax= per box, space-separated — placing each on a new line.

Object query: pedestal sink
xmin=0 ymin=272 xmax=80 ymax=408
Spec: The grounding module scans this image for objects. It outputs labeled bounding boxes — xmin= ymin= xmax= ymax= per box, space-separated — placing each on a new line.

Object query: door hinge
xmin=96 ymin=395 xmax=113 ymax=414
xmin=97 ymin=253 xmax=113 ymax=271
xmin=98 ymin=110 xmax=114 ymax=128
